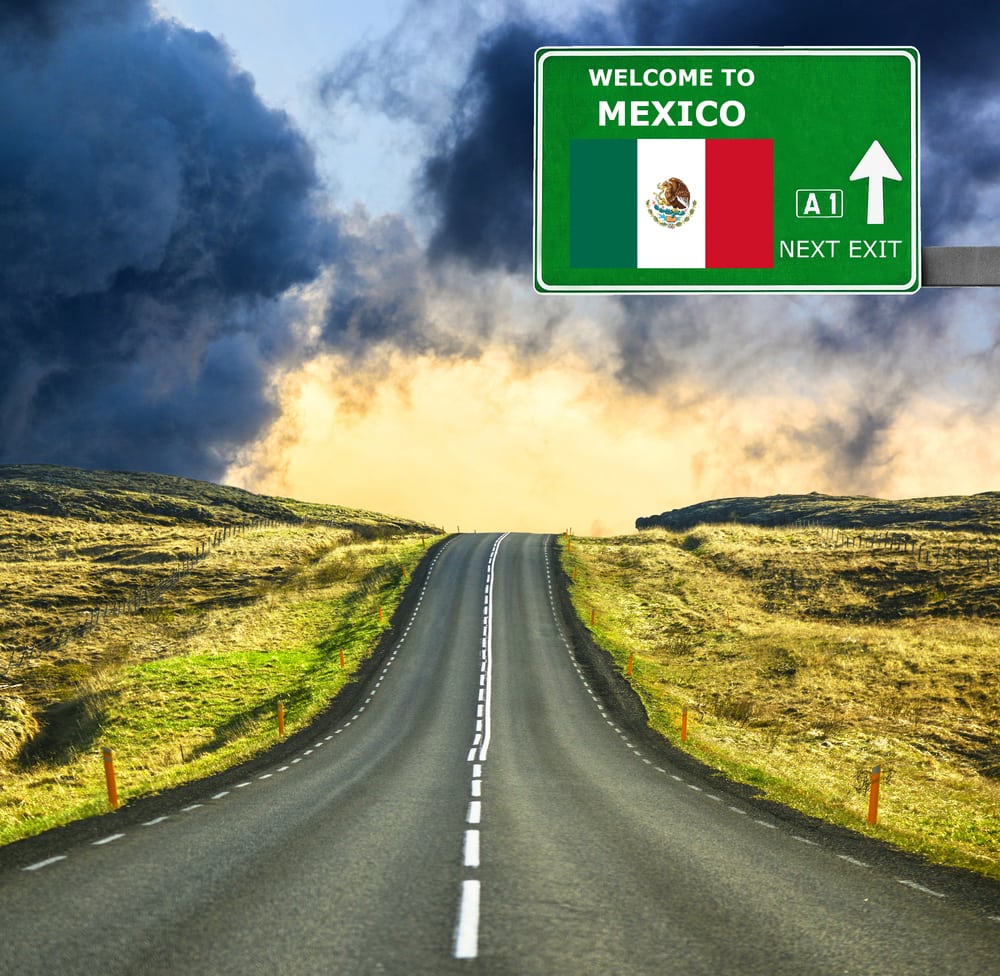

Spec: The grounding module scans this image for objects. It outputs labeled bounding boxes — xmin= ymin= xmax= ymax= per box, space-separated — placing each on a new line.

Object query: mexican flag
xmin=569 ymin=138 xmax=774 ymax=270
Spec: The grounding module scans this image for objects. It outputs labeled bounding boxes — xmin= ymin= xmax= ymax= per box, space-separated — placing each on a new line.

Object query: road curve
xmin=0 ymin=532 xmax=996 ymax=975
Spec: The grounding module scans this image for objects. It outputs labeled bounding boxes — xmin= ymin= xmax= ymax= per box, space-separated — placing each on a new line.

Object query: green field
xmin=563 ymin=499 xmax=1000 ymax=879
xmin=0 ymin=465 xmax=441 ymax=845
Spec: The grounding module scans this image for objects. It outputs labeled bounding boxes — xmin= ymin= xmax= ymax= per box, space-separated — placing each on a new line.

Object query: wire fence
xmin=789 ymin=518 xmax=1000 ymax=571
xmin=0 ymin=516 xmax=294 ymax=684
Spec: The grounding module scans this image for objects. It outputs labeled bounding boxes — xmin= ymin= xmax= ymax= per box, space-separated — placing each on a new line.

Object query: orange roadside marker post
xmin=340 ymin=649 xmax=346 ymax=668
xmin=278 ymin=701 xmax=285 ymax=737
xmin=867 ymin=765 xmax=881 ymax=825
xmin=681 ymin=707 xmax=689 ymax=743
xmin=102 ymin=746 xmax=119 ymax=811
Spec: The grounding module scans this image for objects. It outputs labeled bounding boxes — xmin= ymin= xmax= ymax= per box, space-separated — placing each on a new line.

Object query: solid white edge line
xmin=453 ymin=880 xmax=481 ymax=959
xmin=23 ymin=855 xmax=67 ymax=871
xmin=898 ymin=879 xmax=946 ymax=898
xmin=92 ymin=833 xmax=126 ymax=846
xmin=478 ymin=531 xmax=510 ymax=763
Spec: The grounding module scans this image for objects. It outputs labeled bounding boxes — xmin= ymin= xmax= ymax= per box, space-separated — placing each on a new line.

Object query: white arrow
xmin=849 ymin=140 xmax=902 ymax=225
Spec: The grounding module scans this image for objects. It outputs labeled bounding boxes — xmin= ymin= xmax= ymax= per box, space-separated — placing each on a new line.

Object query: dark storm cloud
xmin=0 ymin=0 xmax=334 ymax=477
xmin=406 ymin=0 xmax=1000 ymax=269
xmin=374 ymin=0 xmax=1000 ymax=493
xmin=420 ymin=22 xmax=571 ymax=272
xmin=0 ymin=0 xmax=137 ymax=40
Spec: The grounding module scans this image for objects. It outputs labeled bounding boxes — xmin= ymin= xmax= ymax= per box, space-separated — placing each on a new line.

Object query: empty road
xmin=0 ymin=532 xmax=997 ymax=974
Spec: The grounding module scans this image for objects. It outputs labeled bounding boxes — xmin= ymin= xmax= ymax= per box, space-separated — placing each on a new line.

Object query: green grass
xmin=563 ymin=525 xmax=1000 ymax=880
xmin=0 ymin=532 xmax=436 ymax=844
xmin=0 ymin=465 xmax=441 ymax=845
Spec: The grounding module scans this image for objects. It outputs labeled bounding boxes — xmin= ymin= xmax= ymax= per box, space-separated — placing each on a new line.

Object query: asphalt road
xmin=0 ymin=532 xmax=997 ymax=974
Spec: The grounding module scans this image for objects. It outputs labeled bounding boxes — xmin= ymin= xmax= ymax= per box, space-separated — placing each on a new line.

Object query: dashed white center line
xmin=463 ymin=829 xmax=480 ymax=868
xmin=143 ymin=816 xmax=169 ymax=826
xmin=454 ymin=533 xmax=507 ymax=961
xmin=453 ymin=880 xmax=481 ymax=959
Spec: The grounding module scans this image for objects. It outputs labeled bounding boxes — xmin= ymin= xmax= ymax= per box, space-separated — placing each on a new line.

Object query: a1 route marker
xmin=533 ymin=47 xmax=920 ymax=294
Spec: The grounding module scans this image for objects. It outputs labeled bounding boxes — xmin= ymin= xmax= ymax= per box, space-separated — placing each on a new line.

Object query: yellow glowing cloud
xmin=228 ymin=348 xmax=860 ymax=535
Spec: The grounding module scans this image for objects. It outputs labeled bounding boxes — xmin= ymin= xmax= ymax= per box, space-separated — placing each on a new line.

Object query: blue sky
xmin=3 ymin=1 xmax=1000 ymax=533
xmin=156 ymin=0 xmax=413 ymax=211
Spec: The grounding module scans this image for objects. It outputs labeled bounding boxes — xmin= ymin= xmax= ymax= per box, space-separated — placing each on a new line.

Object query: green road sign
xmin=533 ymin=47 xmax=920 ymax=294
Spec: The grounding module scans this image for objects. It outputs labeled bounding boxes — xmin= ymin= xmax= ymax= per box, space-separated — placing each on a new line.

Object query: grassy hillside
xmin=0 ymin=465 xmax=442 ymax=844
xmin=637 ymin=490 xmax=1000 ymax=533
xmin=565 ymin=499 xmax=1000 ymax=879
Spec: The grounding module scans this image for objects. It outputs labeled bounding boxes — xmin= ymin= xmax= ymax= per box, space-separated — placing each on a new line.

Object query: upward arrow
xmin=849 ymin=140 xmax=902 ymax=225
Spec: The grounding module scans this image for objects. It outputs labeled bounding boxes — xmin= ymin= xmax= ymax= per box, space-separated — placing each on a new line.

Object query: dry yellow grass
xmin=563 ymin=524 xmax=1000 ymax=878
xmin=0 ymin=465 xmax=441 ymax=844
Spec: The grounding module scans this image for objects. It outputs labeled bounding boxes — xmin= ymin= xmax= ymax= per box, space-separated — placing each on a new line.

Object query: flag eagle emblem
xmin=646 ymin=177 xmax=696 ymax=228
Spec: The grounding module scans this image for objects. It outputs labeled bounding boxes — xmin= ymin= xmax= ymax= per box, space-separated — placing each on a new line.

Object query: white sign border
xmin=533 ymin=46 xmax=921 ymax=295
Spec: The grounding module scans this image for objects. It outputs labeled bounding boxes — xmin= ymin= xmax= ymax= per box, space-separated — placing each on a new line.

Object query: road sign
xmin=533 ymin=47 xmax=920 ymax=294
